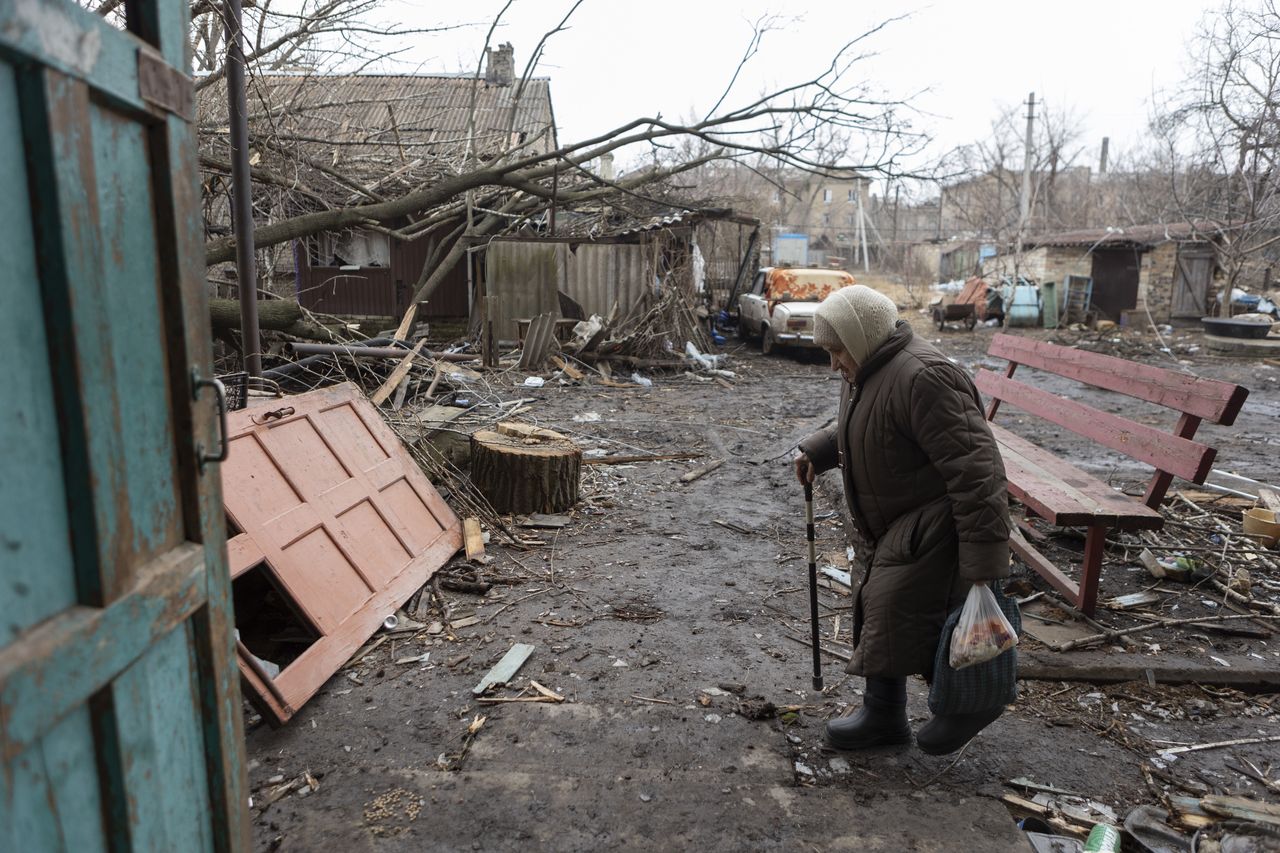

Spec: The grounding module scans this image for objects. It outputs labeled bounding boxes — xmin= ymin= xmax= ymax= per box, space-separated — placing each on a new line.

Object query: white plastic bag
xmin=948 ymin=584 xmax=1018 ymax=670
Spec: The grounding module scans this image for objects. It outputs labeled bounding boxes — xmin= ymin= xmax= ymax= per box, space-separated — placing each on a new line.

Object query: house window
xmin=822 ymin=213 xmax=831 ymax=226
xmin=822 ymin=189 xmax=833 ymax=203
xmin=848 ymin=188 xmax=857 ymax=201
xmin=312 ymin=228 xmax=391 ymax=268
xmin=846 ymin=213 xmax=856 ymax=226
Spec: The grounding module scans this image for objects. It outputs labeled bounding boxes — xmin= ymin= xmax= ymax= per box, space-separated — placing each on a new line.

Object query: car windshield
xmin=766 ymin=269 xmax=855 ymax=302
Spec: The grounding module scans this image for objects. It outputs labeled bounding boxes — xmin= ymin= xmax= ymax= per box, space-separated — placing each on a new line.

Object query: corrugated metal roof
xmin=485 ymin=240 xmax=655 ymax=340
xmin=1032 ymin=221 xmax=1225 ymax=248
xmin=199 ymin=73 xmax=556 ymax=160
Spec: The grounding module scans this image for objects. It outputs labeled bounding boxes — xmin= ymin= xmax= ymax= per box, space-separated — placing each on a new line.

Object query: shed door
xmin=1089 ymin=248 xmax=1141 ymax=321
xmin=1173 ymin=245 xmax=1216 ymax=318
xmin=1 ymin=1 xmax=248 ymax=850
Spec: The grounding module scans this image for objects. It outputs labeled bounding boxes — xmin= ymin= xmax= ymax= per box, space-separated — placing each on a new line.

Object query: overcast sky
xmin=383 ymin=0 xmax=1217 ymax=192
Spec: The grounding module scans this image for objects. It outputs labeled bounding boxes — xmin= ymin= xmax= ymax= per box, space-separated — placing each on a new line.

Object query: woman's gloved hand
xmin=794 ymin=452 xmax=816 ymax=486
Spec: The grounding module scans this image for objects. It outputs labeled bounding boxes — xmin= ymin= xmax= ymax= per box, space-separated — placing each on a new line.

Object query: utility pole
xmin=224 ymin=0 xmax=261 ymax=378
xmin=1015 ymin=92 xmax=1036 ymax=280
xmin=856 ymin=181 xmax=870 ymax=272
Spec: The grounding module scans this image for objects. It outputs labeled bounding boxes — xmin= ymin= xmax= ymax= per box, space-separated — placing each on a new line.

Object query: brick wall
xmin=1042 ymin=247 xmax=1093 ymax=285
xmin=979 ymin=246 xmax=1092 ymax=283
xmin=1139 ymin=242 xmax=1178 ymax=322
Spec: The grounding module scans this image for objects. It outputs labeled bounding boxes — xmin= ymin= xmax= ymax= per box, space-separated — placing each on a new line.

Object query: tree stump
xmin=470 ymin=422 xmax=581 ymax=514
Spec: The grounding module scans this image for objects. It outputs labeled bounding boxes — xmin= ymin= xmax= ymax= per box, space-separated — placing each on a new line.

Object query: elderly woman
xmin=795 ymin=285 xmax=1012 ymax=755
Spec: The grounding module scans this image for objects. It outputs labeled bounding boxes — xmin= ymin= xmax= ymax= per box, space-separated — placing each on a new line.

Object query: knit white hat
xmin=812 ymin=285 xmax=899 ymax=365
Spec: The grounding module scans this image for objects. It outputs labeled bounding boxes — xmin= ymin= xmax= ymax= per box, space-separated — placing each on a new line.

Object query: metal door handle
xmin=192 ymin=370 xmax=229 ymax=468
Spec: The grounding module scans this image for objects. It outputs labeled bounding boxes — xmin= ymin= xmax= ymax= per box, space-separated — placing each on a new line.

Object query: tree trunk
xmin=470 ymin=423 xmax=581 ymax=514
xmin=208 ymin=298 xmax=337 ymax=340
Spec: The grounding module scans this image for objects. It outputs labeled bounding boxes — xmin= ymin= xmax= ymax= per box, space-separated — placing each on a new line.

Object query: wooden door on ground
xmin=1172 ymin=245 xmax=1216 ymax=318
xmin=0 ymin=0 xmax=248 ymax=849
xmin=1089 ymin=248 xmax=1142 ymax=321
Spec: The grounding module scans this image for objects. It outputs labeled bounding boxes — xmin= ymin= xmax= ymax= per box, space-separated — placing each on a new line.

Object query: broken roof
xmin=197 ymin=72 xmax=557 ymax=206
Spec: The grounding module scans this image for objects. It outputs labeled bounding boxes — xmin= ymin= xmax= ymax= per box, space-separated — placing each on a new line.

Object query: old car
xmin=738 ymin=267 xmax=857 ymax=354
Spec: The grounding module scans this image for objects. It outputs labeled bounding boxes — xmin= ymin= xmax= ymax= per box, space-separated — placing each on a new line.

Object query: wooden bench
xmin=977 ymin=333 xmax=1249 ymax=615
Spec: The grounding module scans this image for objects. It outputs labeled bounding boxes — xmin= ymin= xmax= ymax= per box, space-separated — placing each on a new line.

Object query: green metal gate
xmin=0 ymin=0 xmax=248 ymax=849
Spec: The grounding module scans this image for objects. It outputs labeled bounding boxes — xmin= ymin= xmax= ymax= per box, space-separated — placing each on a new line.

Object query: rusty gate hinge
xmin=137 ymin=49 xmax=193 ymax=121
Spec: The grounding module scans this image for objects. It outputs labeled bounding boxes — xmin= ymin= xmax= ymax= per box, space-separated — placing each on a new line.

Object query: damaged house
xmin=199 ymin=43 xmax=557 ymax=322
xmin=982 ymin=223 xmax=1225 ymax=324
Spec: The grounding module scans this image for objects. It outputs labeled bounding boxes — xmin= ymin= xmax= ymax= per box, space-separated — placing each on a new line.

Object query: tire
xmin=762 ymin=326 xmax=777 ymax=355
xmin=965 ymin=315 xmax=977 ymax=331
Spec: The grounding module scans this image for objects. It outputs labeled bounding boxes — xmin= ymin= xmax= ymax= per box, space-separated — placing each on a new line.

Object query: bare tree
xmin=941 ymin=98 xmax=1088 ymax=244
xmin=1147 ymin=0 xmax=1280 ymax=307
xmin=197 ymin=6 xmax=922 ymax=308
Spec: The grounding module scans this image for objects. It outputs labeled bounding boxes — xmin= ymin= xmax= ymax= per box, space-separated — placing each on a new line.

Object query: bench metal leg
xmin=1078 ymin=525 xmax=1108 ymax=617
xmin=1009 ymin=524 xmax=1110 ymax=617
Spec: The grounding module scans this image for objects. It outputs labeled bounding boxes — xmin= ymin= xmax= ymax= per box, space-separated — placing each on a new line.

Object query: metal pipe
xmin=288 ymin=343 xmax=412 ymax=359
xmin=224 ymin=0 xmax=261 ymax=378
xmin=286 ymin=342 xmax=479 ymax=363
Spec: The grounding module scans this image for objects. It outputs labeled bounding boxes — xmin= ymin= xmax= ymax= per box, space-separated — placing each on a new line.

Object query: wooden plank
xmin=148 ymin=36 xmax=251 ymax=851
xmin=679 ymin=459 xmax=725 ymax=484
xmin=1010 ymin=528 xmax=1082 ymax=605
xmin=992 ymin=425 xmax=1164 ymax=528
xmin=393 ymin=303 xmax=418 ymax=342
xmin=369 ymin=339 xmax=426 ymax=406
xmin=0 ymin=545 xmax=207 ymax=761
xmin=551 ymin=355 xmax=585 ymax=381
xmin=977 ymin=370 xmax=1215 ymax=483
xmin=473 ymin=644 xmax=535 ymax=694
xmin=988 ymin=333 xmax=1249 ymax=424
xmin=1018 ymin=659 xmax=1280 ymax=691
xmin=463 ymin=517 xmax=485 ymax=560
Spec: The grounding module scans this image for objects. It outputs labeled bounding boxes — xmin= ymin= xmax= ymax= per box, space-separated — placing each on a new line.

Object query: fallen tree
xmin=208 ymin=298 xmax=340 ymax=341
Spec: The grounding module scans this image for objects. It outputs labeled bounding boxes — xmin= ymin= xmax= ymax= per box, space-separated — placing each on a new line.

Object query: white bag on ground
xmin=948 ymin=583 xmax=1019 ymax=670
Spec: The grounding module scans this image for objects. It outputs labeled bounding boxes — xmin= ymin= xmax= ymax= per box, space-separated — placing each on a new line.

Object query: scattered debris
xmin=472 ymin=643 xmax=536 ymax=695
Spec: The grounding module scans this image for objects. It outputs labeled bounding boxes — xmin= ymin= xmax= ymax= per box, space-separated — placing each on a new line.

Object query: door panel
xmin=1173 ymin=248 xmax=1215 ymax=318
xmin=1 ymin=0 xmax=248 ymax=849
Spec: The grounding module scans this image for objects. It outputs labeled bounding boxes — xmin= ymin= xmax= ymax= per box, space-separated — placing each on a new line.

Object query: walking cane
xmin=804 ymin=482 xmax=824 ymax=691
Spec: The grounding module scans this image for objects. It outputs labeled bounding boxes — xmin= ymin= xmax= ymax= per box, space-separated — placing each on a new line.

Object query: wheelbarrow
xmin=932 ymin=301 xmax=977 ymax=331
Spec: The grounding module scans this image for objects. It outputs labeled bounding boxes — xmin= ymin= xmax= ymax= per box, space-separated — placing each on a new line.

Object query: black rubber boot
xmin=825 ymin=678 xmax=911 ymax=751
xmin=916 ymin=706 xmax=1004 ymax=756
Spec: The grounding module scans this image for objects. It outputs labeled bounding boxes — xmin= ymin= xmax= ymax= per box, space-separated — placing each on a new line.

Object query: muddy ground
xmin=244 ymin=317 xmax=1280 ymax=852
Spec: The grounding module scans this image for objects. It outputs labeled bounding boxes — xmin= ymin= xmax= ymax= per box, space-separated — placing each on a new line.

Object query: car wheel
xmin=762 ymin=326 xmax=776 ymax=355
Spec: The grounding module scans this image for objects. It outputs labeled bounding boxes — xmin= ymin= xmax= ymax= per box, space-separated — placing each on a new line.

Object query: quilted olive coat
xmin=799 ymin=322 xmax=1011 ymax=678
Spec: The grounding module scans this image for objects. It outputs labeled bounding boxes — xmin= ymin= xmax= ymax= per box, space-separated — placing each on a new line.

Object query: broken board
xmin=223 ymin=382 xmax=463 ymax=724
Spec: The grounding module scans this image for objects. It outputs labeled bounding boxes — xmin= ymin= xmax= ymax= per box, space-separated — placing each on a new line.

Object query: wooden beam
xmin=393 ymin=303 xmax=418 ymax=342
xmin=976 ymin=369 xmax=1215 ymax=483
xmin=369 ymin=338 xmax=425 ymax=406
xmin=463 ymin=517 xmax=485 ymax=560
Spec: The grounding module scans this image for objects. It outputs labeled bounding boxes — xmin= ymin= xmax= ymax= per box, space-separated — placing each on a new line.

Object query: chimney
xmin=484 ymin=43 xmax=515 ymax=86
xmin=599 ymin=152 xmax=615 ymax=182
xmin=1099 ymin=136 xmax=1110 ymax=175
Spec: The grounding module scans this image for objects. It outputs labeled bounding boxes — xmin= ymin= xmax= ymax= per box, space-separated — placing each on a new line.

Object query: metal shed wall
xmin=561 ymin=243 xmax=653 ymax=320
xmin=484 ymin=241 xmax=561 ymax=340
xmin=485 ymin=239 xmax=656 ymax=340
xmin=295 ymin=235 xmax=470 ymax=319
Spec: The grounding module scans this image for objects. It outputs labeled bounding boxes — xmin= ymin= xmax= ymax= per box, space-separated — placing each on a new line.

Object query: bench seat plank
xmin=988 ymin=333 xmax=1249 ymax=425
xmin=991 ymin=424 xmax=1164 ymax=530
xmin=976 ymin=369 xmax=1216 ymax=483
